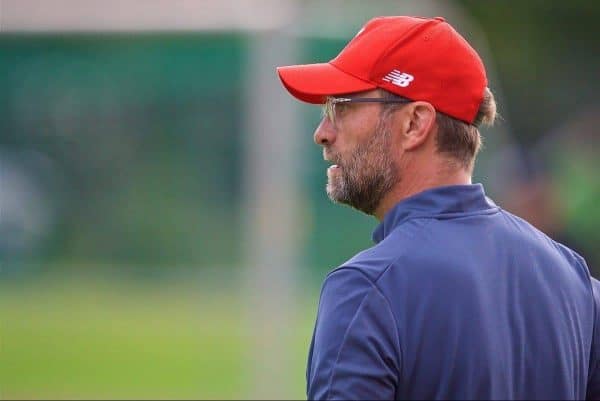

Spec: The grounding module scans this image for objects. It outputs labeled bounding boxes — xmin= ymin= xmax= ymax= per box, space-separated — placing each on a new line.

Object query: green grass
xmin=0 ymin=273 xmax=317 ymax=399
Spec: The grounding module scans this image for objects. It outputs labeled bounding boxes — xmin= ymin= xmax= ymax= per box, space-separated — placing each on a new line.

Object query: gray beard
xmin=326 ymin=122 xmax=399 ymax=215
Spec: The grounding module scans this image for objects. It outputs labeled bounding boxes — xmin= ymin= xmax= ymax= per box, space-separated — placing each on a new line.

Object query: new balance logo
xmin=382 ymin=70 xmax=414 ymax=87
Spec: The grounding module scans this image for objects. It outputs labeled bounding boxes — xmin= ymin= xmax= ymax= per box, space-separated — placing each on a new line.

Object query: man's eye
xmin=336 ymin=103 xmax=349 ymax=115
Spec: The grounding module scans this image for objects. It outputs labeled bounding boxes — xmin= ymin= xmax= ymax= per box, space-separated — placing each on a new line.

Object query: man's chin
xmin=326 ymin=179 xmax=384 ymax=216
xmin=326 ymin=182 xmax=345 ymax=204
xmin=326 ymin=183 xmax=356 ymax=209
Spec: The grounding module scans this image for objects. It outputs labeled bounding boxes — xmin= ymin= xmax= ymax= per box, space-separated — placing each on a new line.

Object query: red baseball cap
xmin=277 ymin=16 xmax=487 ymax=124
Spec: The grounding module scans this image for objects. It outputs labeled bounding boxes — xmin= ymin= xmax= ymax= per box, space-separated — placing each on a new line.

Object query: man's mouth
xmin=324 ymin=150 xmax=342 ymax=172
xmin=325 ymin=158 xmax=340 ymax=170
xmin=326 ymin=159 xmax=341 ymax=175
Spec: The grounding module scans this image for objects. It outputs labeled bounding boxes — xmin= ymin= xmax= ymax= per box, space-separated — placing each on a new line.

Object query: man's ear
xmin=399 ymin=101 xmax=437 ymax=151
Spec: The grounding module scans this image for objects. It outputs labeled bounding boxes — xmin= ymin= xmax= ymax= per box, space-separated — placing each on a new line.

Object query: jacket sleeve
xmin=587 ymin=277 xmax=600 ymax=400
xmin=307 ymin=267 xmax=400 ymax=400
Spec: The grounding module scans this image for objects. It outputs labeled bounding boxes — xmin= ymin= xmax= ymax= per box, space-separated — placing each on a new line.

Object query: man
xmin=276 ymin=16 xmax=600 ymax=400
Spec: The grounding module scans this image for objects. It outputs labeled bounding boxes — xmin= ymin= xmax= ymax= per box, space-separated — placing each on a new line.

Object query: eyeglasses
xmin=322 ymin=96 xmax=412 ymax=125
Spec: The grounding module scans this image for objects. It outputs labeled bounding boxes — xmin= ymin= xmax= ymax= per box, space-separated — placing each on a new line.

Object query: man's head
xmin=319 ymin=89 xmax=400 ymax=215
xmin=277 ymin=16 xmax=497 ymax=217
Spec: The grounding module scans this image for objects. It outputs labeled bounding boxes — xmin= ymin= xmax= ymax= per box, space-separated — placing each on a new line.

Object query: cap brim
xmin=276 ymin=62 xmax=376 ymax=104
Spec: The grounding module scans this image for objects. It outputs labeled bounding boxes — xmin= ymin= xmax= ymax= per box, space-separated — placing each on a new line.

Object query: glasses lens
xmin=323 ymin=97 xmax=336 ymax=124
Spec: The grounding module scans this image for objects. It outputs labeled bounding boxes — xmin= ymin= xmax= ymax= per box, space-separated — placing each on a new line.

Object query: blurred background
xmin=0 ymin=0 xmax=598 ymax=399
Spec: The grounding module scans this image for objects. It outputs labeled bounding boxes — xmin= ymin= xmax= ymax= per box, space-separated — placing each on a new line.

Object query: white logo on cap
xmin=382 ymin=70 xmax=414 ymax=87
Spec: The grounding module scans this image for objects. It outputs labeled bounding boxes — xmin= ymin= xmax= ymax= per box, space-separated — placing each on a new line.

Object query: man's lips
xmin=324 ymin=152 xmax=341 ymax=166
xmin=326 ymin=159 xmax=341 ymax=171
xmin=326 ymin=158 xmax=341 ymax=172
xmin=324 ymin=149 xmax=343 ymax=172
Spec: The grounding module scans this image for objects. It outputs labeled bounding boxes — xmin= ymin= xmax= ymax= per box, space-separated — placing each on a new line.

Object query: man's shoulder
xmin=499 ymin=208 xmax=589 ymax=267
xmin=332 ymin=207 xmax=591 ymax=287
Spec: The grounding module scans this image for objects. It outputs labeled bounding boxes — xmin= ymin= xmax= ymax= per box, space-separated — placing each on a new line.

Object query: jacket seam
xmin=324 ymin=274 xmax=373 ymax=399
xmin=333 ymin=263 xmax=411 ymax=394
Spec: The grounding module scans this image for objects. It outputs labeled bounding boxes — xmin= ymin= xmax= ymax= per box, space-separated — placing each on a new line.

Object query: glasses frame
xmin=323 ymin=96 xmax=412 ymax=125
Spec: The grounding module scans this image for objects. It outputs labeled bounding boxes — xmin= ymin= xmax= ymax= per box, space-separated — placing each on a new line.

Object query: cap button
xmin=434 ymin=17 xmax=446 ymax=22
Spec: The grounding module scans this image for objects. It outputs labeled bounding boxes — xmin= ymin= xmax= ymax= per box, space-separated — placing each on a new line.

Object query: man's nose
xmin=313 ymin=118 xmax=337 ymax=146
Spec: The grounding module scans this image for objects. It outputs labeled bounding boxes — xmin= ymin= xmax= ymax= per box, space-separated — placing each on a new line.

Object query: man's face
xmin=314 ymin=90 xmax=400 ymax=215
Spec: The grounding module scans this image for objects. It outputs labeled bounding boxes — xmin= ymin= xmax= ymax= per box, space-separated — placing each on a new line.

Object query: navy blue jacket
xmin=307 ymin=184 xmax=599 ymax=400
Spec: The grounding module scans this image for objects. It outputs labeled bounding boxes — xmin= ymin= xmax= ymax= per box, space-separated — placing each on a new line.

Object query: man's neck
xmin=373 ymin=166 xmax=472 ymax=221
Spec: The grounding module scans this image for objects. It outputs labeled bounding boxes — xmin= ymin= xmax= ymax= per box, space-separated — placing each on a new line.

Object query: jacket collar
xmin=372 ymin=184 xmax=498 ymax=244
